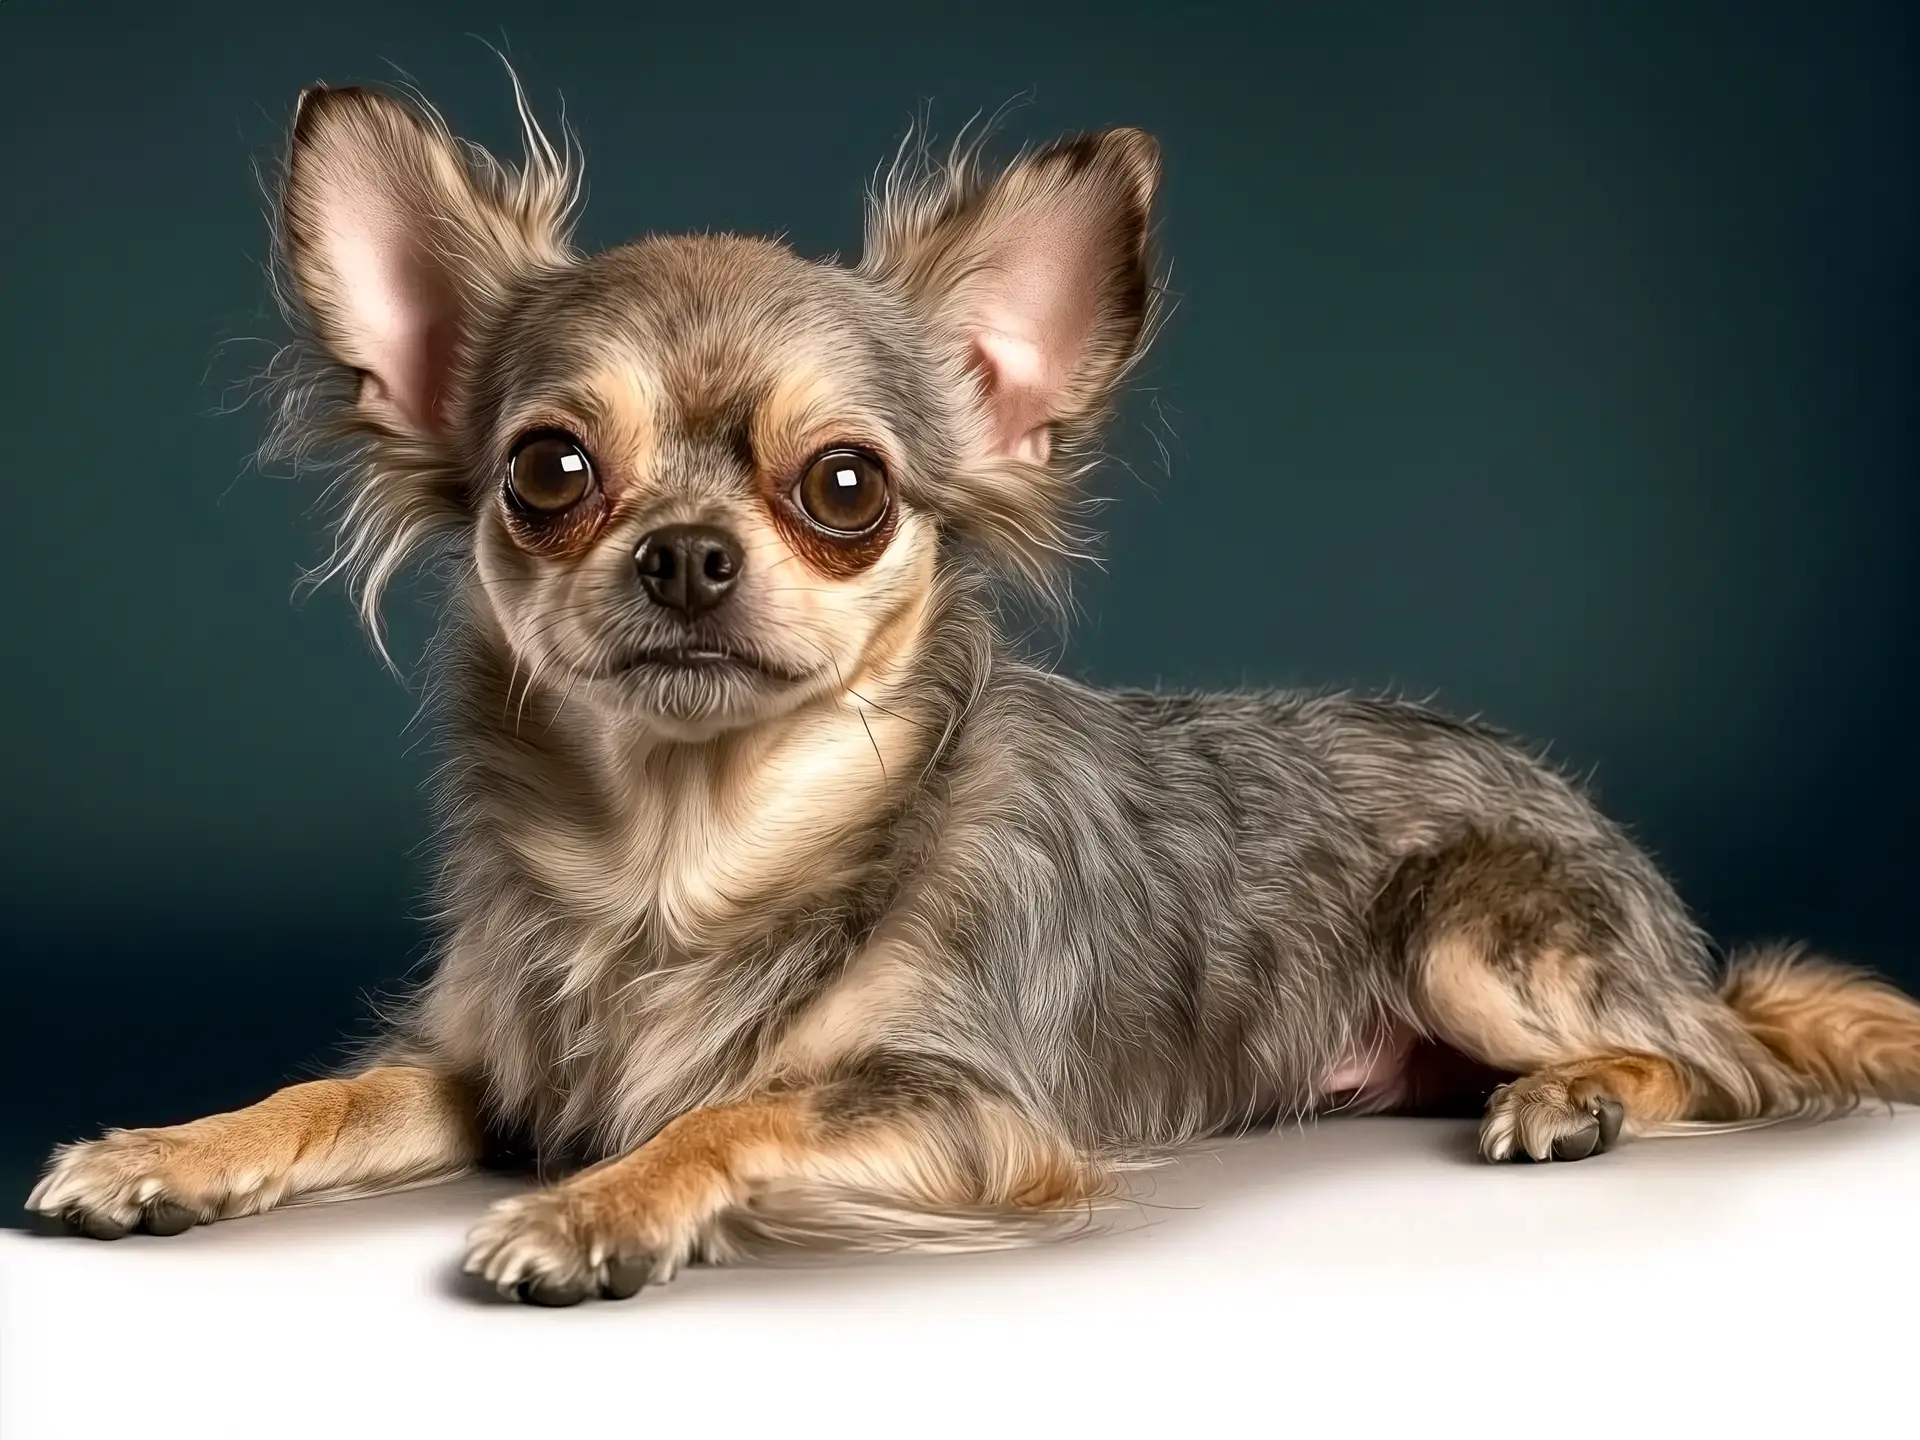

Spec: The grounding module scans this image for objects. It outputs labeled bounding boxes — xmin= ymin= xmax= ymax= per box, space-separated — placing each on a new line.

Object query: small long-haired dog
xmin=29 ymin=80 xmax=1920 ymax=1304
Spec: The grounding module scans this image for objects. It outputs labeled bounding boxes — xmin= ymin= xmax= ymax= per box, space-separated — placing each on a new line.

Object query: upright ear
xmin=866 ymin=128 xmax=1160 ymax=466
xmin=280 ymin=85 xmax=573 ymax=437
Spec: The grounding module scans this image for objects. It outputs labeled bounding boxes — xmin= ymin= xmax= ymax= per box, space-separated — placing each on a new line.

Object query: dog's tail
xmin=1681 ymin=944 xmax=1920 ymax=1131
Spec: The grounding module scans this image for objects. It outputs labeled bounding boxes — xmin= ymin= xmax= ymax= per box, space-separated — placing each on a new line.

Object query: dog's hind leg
xmin=27 ymin=1066 xmax=482 ymax=1236
xmin=1375 ymin=830 xmax=1793 ymax=1162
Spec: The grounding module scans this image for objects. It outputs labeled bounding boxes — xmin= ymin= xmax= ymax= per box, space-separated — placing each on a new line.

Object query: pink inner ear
xmin=320 ymin=193 xmax=461 ymax=435
xmin=963 ymin=207 xmax=1107 ymax=465
xmin=972 ymin=327 xmax=1055 ymax=463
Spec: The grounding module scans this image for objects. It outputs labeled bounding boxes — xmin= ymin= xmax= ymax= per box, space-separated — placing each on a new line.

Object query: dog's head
xmin=276 ymin=85 xmax=1158 ymax=739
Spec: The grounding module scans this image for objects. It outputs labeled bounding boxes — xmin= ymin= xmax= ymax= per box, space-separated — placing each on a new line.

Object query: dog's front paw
xmin=462 ymin=1186 xmax=687 ymax=1306
xmin=26 ymin=1129 xmax=243 ymax=1239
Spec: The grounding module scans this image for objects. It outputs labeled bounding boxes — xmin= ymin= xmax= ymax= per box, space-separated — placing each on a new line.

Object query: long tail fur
xmin=1719 ymin=944 xmax=1920 ymax=1122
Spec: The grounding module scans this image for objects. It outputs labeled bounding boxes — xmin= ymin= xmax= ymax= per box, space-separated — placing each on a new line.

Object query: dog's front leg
xmin=462 ymin=1059 xmax=1091 ymax=1305
xmin=27 ymin=1066 xmax=482 ymax=1237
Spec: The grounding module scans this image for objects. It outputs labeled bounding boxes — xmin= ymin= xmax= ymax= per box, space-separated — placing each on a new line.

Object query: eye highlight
xmin=506 ymin=430 xmax=596 ymax=513
xmin=794 ymin=449 xmax=889 ymax=536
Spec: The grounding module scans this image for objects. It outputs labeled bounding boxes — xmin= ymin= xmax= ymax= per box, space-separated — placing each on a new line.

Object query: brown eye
xmin=795 ymin=449 xmax=889 ymax=535
xmin=506 ymin=430 xmax=595 ymax=512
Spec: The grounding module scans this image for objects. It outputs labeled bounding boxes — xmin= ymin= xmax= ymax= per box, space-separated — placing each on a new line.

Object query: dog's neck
xmin=439 ymin=575 xmax=980 ymax=955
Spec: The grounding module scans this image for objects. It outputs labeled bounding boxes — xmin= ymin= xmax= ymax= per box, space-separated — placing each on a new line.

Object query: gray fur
xmin=390 ymin=572 xmax=1772 ymax=1163
xmin=267 ymin=87 xmax=1813 ymax=1172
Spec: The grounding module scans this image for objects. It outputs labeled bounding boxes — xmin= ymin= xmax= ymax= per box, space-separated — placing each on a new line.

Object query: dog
xmin=28 ymin=79 xmax=1920 ymax=1305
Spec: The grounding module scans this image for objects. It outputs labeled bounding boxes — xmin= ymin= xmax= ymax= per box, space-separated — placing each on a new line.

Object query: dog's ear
xmin=866 ymin=128 xmax=1160 ymax=466
xmin=280 ymin=85 xmax=572 ymax=437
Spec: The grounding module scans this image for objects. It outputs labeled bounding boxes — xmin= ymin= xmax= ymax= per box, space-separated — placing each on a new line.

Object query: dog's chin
xmin=586 ymin=644 xmax=822 ymax=739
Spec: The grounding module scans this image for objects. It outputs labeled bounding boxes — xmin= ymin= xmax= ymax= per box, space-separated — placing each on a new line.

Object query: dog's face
xmin=465 ymin=239 xmax=952 ymax=737
xmin=279 ymin=88 xmax=1158 ymax=739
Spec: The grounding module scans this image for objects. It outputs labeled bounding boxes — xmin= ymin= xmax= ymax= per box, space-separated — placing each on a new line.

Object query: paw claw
xmin=139 ymin=1201 xmax=201 ymax=1237
xmin=516 ymin=1275 xmax=590 ymax=1307
xmin=1592 ymin=1097 xmax=1624 ymax=1151
xmin=64 ymin=1206 xmax=131 ymax=1241
xmin=601 ymin=1255 xmax=652 ymax=1300
xmin=1550 ymin=1122 xmax=1600 ymax=1162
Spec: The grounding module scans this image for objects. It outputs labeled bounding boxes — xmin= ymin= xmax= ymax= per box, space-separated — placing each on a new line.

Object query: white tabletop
xmin=5 ymin=1110 xmax=1915 ymax=1439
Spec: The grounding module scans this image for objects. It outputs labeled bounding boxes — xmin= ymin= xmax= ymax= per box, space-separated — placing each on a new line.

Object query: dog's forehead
xmin=495 ymin=235 xmax=890 ymax=427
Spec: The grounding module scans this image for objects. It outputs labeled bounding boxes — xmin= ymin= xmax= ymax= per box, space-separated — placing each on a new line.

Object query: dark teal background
xmin=3 ymin=1 xmax=1914 ymax=1204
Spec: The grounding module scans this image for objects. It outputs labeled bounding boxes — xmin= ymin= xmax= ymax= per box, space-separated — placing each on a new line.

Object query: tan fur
xmin=754 ymin=360 xmax=900 ymax=483
xmin=1562 ymin=1052 xmax=1695 ymax=1121
xmin=773 ymin=939 xmax=926 ymax=1073
xmin=27 ymin=1067 xmax=480 ymax=1229
xmin=1418 ymin=935 xmax=1604 ymax=1071
xmin=501 ymin=359 xmax=664 ymax=514
xmin=1722 ymin=948 xmax=1920 ymax=1109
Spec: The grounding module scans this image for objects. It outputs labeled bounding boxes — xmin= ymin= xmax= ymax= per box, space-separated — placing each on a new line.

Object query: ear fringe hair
xmin=860 ymin=104 xmax=1171 ymax=628
xmin=250 ymin=58 xmax=585 ymax=673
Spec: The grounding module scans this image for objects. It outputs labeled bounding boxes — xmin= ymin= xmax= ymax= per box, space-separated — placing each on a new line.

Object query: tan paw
xmin=461 ymin=1183 xmax=702 ymax=1306
xmin=1479 ymin=1075 xmax=1626 ymax=1163
xmin=26 ymin=1127 xmax=274 ymax=1238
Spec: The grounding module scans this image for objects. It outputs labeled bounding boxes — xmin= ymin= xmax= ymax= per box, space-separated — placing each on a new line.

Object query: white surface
xmin=5 ymin=1112 xmax=1917 ymax=1439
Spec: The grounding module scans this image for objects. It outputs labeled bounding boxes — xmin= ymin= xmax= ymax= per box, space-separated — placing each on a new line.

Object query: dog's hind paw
xmin=1479 ymin=1075 xmax=1625 ymax=1163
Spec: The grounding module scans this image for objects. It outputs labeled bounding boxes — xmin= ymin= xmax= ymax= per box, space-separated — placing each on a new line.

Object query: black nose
xmin=633 ymin=523 xmax=744 ymax=616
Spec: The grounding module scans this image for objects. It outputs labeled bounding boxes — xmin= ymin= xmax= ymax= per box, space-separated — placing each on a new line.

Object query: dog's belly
xmin=1318 ymin=1023 xmax=1511 ymax=1117
xmin=1319 ymin=1021 xmax=1420 ymax=1113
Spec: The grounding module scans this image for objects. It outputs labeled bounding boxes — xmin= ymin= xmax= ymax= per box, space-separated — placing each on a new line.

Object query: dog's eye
xmin=795 ymin=450 xmax=889 ymax=535
xmin=506 ymin=431 xmax=595 ymax=512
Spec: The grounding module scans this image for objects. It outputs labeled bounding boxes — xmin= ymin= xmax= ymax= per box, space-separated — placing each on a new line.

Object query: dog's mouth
xmin=602 ymin=643 xmax=811 ymax=685
xmin=625 ymin=646 xmax=753 ymax=670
